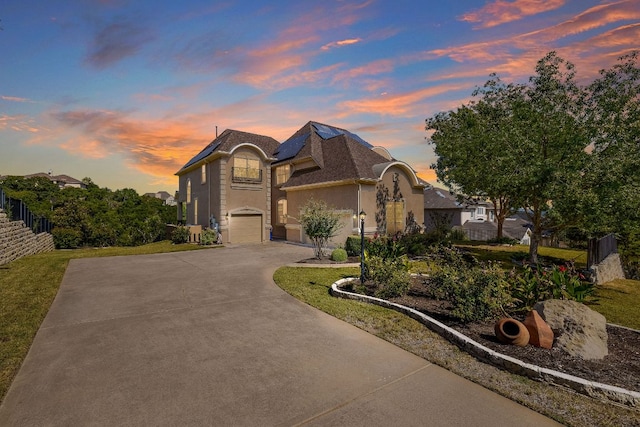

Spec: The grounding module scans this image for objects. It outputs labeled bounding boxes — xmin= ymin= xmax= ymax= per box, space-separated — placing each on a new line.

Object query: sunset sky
xmin=1 ymin=0 xmax=639 ymax=194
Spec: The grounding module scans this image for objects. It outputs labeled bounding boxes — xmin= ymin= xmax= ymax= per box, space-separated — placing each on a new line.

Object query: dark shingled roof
xmin=282 ymin=133 xmax=391 ymax=188
xmin=424 ymin=186 xmax=468 ymax=210
xmin=178 ymin=129 xmax=280 ymax=173
xmin=275 ymin=121 xmax=373 ymax=164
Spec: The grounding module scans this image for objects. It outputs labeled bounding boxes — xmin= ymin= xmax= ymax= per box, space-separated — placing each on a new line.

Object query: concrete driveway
xmin=0 ymin=242 xmax=559 ymax=426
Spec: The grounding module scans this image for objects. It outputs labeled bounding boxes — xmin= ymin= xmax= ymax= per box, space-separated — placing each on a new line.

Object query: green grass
xmin=0 ymin=241 xmax=209 ymax=402
xmin=590 ymin=279 xmax=640 ymax=329
xmin=273 ymin=266 xmax=640 ymax=426
xmin=457 ymin=243 xmax=588 ymax=268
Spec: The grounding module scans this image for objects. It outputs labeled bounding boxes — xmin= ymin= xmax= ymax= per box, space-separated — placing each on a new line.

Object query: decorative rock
xmin=533 ymin=299 xmax=608 ymax=360
xmin=494 ymin=318 xmax=530 ymax=347
xmin=523 ymin=310 xmax=554 ymax=349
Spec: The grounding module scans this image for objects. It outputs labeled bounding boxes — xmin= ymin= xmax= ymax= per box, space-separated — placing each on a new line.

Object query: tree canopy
xmin=0 ymin=176 xmax=176 ymax=248
xmin=427 ymin=51 xmax=639 ymax=263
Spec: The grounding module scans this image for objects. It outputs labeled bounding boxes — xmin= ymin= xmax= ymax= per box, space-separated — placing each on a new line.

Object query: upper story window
xmin=232 ymin=154 xmax=262 ymax=183
xmin=186 ymin=179 xmax=192 ymax=203
xmin=275 ymin=164 xmax=291 ymax=185
xmin=201 ymin=164 xmax=206 ymax=184
xmin=277 ymin=199 xmax=287 ymax=224
xmin=477 ymin=206 xmax=485 ymax=216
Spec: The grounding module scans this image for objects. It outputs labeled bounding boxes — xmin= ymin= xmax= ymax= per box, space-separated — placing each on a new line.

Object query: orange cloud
xmin=338 ymin=83 xmax=471 ymax=117
xmin=460 ymin=0 xmax=565 ymax=28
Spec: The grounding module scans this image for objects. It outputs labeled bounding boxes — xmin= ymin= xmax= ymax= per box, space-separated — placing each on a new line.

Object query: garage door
xmin=230 ymin=214 xmax=262 ymax=244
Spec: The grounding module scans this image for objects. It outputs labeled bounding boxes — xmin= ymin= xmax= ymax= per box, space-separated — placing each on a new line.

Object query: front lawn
xmin=0 ymin=241 xmax=209 ymax=403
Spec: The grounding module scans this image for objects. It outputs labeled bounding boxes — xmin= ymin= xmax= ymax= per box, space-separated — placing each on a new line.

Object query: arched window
xmin=186 ymin=179 xmax=192 ymax=203
xmin=277 ymin=199 xmax=287 ymax=224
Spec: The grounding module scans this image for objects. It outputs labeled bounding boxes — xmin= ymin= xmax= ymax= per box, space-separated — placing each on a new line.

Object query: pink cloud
xmin=460 ymin=0 xmax=566 ymax=28
xmin=338 ymin=83 xmax=470 ymax=117
xmin=0 ymin=114 xmax=40 ymax=132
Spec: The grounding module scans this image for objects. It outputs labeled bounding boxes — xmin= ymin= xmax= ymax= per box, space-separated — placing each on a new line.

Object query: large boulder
xmin=533 ymin=299 xmax=608 ymax=360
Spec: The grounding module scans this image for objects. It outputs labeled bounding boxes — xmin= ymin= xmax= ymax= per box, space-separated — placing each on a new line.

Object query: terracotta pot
xmin=494 ymin=318 xmax=530 ymax=347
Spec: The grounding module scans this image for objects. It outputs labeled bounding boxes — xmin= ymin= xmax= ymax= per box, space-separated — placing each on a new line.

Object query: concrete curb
xmin=330 ymin=277 xmax=640 ymax=408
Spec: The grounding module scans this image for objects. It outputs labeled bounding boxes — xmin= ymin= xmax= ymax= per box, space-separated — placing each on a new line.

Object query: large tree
xmin=427 ymin=52 xmax=589 ymax=263
xmin=584 ymin=52 xmax=640 ymax=249
xmin=512 ymin=52 xmax=589 ymax=263
xmin=427 ymin=75 xmax=523 ymax=240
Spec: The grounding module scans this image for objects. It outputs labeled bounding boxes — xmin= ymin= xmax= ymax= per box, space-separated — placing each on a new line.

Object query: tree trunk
xmin=529 ymin=233 xmax=540 ymax=264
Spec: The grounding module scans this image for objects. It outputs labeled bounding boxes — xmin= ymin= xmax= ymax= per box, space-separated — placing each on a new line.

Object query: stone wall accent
xmin=0 ymin=210 xmax=55 ymax=266
xmin=590 ymin=253 xmax=625 ymax=284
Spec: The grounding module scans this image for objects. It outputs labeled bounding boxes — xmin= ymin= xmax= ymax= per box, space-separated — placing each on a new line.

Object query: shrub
xmin=171 ymin=225 xmax=190 ymax=244
xmin=510 ymin=262 xmax=596 ymax=311
xmin=330 ymin=248 xmax=348 ymax=262
xmin=366 ymin=255 xmax=411 ymax=299
xmin=201 ymin=228 xmax=218 ymax=245
xmin=399 ymin=233 xmax=438 ymax=256
xmin=488 ymin=236 xmax=518 ymax=245
xmin=448 ymin=228 xmax=468 ymax=242
xmin=430 ymin=262 xmax=514 ymax=323
xmin=345 ymin=235 xmax=364 ymax=257
xmin=52 ymin=227 xmax=82 ymax=249
xmin=299 ymin=199 xmax=343 ymax=258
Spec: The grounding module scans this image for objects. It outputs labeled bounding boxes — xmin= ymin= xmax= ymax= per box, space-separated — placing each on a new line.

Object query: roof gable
xmin=177 ymin=129 xmax=279 ymax=174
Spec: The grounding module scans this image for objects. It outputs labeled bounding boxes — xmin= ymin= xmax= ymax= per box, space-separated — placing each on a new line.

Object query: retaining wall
xmin=0 ymin=210 xmax=55 ymax=266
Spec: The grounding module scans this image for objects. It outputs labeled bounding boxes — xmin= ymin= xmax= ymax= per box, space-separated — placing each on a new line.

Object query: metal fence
xmin=0 ymin=187 xmax=53 ymax=234
xmin=587 ymin=233 xmax=617 ymax=268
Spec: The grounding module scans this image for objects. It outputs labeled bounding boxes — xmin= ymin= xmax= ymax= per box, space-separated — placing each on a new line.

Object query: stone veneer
xmin=0 ymin=209 xmax=55 ymax=266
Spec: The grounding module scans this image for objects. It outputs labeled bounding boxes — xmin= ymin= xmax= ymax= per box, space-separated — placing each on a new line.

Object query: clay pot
xmin=494 ymin=318 xmax=530 ymax=347
xmin=523 ymin=310 xmax=554 ymax=349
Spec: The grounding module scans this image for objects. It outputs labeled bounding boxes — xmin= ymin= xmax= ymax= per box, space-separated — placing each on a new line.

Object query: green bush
xmin=201 ymin=228 xmax=218 ymax=245
xmin=171 ymin=225 xmax=190 ymax=244
xmin=448 ymin=228 xmax=468 ymax=242
xmin=430 ymin=262 xmax=514 ymax=323
xmin=488 ymin=236 xmax=518 ymax=245
xmin=366 ymin=255 xmax=411 ymax=299
xmin=510 ymin=263 xmax=596 ymax=311
xmin=345 ymin=235 xmax=364 ymax=257
xmin=52 ymin=227 xmax=83 ymax=249
xmin=330 ymin=248 xmax=348 ymax=262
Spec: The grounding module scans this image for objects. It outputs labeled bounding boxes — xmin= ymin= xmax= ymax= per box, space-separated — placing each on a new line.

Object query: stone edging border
xmin=330 ymin=277 xmax=640 ymax=408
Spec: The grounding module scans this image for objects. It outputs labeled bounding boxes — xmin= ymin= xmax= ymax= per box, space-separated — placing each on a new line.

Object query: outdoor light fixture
xmin=359 ymin=210 xmax=366 ymax=284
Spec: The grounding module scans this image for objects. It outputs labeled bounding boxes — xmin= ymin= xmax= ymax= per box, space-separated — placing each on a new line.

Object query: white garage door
xmin=230 ymin=214 xmax=262 ymax=244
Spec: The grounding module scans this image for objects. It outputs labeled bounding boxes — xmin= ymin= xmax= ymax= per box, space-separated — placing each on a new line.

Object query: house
xmin=423 ymin=186 xmax=491 ymax=231
xmin=461 ymin=217 xmax=532 ymax=244
xmin=175 ymin=121 xmax=426 ymax=245
xmin=0 ymin=171 xmax=86 ymax=189
xmin=143 ymin=191 xmax=177 ymax=206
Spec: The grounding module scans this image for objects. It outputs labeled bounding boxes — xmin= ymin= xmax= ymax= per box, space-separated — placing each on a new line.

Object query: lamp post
xmin=359 ymin=210 xmax=366 ymax=284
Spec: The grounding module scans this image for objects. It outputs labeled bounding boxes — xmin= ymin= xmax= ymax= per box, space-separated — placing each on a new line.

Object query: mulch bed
xmin=296 ymin=256 xmax=640 ymax=392
xmin=348 ymin=275 xmax=640 ymax=393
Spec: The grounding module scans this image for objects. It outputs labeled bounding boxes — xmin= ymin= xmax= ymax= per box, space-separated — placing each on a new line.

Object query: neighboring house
xmin=3 ymin=171 xmax=87 ymax=189
xmin=461 ymin=217 xmax=532 ymax=244
xmin=423 ymin=186 xmax=492 ymax=230
xmin=176 ymin=121 xmax=426 ymax=245
xmin=144 ymin=191 xmax=177 ymax=206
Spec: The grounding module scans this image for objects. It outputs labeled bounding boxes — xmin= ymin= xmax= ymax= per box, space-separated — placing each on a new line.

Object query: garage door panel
xmin=230 ymin=214 xmax=262 ymax=243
